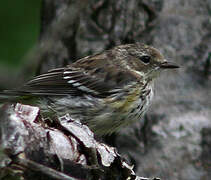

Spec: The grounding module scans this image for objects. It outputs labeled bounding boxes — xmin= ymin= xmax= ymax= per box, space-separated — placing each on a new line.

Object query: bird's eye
xmin=139 ymin=55 xmax=151 ymax=64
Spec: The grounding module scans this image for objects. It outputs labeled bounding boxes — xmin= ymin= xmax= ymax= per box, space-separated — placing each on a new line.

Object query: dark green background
xmin=0 ymin=0 xmax=41 ymax=68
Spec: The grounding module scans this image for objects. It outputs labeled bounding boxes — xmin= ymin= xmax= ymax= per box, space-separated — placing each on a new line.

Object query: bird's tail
xmin=0 ymin=90 xmax=28 ymax=103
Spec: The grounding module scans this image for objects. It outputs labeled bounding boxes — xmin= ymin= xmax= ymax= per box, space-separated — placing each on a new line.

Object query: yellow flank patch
xmin=108 ymin=86 xmax=140 ymax=112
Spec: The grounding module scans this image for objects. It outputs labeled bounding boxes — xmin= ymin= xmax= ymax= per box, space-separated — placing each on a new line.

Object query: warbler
xmin=0 ymin=43 xmax=179 ymax=135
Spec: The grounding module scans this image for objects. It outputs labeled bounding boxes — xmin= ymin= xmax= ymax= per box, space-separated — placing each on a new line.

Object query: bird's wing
xmin=17 ymin=55 xmax=137 ymax=98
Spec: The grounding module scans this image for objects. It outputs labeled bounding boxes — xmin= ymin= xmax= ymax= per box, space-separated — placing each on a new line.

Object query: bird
xmin=0 ymin=43 xmax=179 ymax=135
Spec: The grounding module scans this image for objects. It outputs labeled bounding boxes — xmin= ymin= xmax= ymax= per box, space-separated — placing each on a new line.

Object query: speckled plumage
xmin=1 ymin=43 xmax=179 ymax=135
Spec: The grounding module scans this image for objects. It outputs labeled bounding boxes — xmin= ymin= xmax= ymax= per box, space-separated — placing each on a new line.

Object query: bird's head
xmin=114 ymin=43 xmax=179 ymax=81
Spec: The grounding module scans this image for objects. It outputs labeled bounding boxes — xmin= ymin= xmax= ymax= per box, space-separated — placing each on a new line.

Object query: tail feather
xmin=0 ymin=90 xmax=29 ymax=102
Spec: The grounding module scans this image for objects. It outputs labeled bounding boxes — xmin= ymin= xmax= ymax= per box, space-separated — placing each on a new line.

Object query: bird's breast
xmin=107 ymin=83 xmax=154 ymax=120
xmin=127 ymin=86 xmax=153 ymax=121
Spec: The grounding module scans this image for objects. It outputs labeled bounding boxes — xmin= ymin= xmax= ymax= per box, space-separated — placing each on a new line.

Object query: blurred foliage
xmin=0 ymin=0 xmax=41 ymax=68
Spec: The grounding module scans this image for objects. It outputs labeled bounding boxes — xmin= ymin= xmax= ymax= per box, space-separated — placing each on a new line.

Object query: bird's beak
xmin=160 ymin=61 xmax=180 ymax=69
